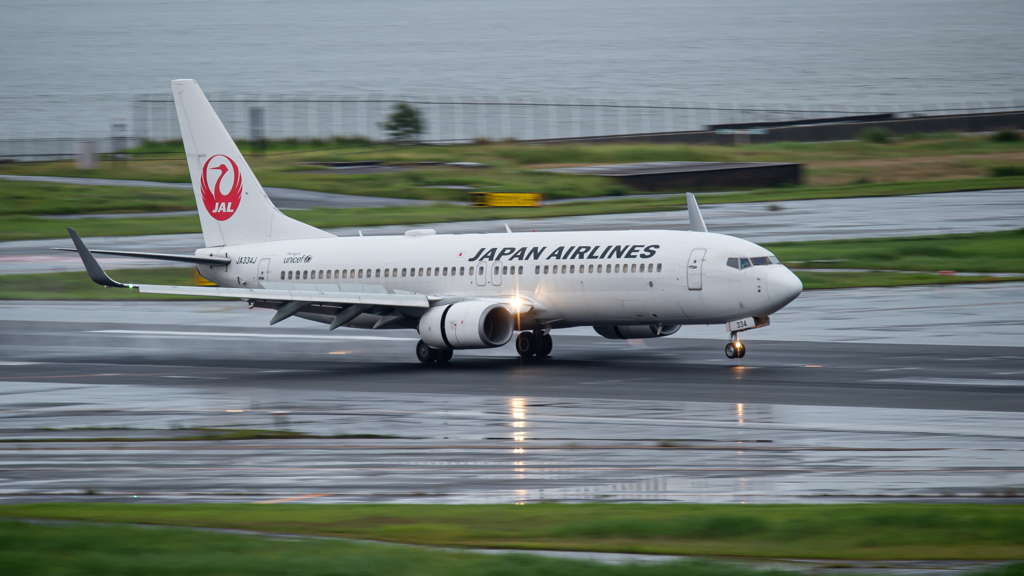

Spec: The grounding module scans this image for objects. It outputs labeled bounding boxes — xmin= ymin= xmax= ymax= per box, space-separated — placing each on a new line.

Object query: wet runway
xmin=1 ymin=283 xmax=1022 ymax=504
xmin=2 ymin=189 xmax=1021 ymax=274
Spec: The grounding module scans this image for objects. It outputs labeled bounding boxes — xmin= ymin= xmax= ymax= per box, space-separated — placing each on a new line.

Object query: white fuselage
xmin=196 ymin=228 xmax=803 ymax=330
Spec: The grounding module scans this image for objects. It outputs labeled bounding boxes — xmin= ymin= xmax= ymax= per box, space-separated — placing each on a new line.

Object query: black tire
xmin=436 ymin=347 xmax=454 ymax=363
xmin=737 ymin=343 xmax=746 ymax=359
xmin=725 ymin=342 xmax=737 ymax=359
xmin=516 ymin=332 xmax=538 ymax=357
xmin=537 ymin=334 xmax=553 ymax=358
xmin=416 ymin=340 xmax=438 ymax=364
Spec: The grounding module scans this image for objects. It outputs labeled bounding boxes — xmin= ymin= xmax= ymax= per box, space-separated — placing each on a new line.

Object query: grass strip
xmin=2 ymin=176 xmax=1022 ymax=241
xmin=2 ymin=503 xmax=1024 ymax=560
xmin=0 ymin=267 xmax=209 ymax=301
xmin=767 ymin=229 xmax=1024 ymax=274
xmin=0 ymin=180 xmax=195 ymax=216
xmin=0 ymin=520 xmax=786 ymax=576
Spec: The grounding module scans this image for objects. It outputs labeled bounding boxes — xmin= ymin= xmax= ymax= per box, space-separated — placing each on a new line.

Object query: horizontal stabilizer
xmin=52 ymin=247 xmax=230 ymax=266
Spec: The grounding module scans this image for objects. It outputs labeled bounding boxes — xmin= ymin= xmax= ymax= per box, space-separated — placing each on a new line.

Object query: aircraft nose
xmin=768 ymin=266 xmax=803 ymax=307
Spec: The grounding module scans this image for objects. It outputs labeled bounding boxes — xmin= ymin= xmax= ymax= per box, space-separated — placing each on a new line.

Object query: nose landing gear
xmin=725 ymin=332 xmax=746 ymax=359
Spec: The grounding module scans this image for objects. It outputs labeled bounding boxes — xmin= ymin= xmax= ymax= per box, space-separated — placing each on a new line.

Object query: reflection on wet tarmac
xmin=0 ymin=380 xmax=1022 ymax=504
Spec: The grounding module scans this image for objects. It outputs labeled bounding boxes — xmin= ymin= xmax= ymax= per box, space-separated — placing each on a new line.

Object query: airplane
xmin=61 ymin=79 xmax=803 ymax=363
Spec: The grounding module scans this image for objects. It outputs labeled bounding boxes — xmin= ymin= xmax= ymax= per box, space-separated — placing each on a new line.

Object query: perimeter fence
xmin=2 ymin=95 xmax=1022 ymax=160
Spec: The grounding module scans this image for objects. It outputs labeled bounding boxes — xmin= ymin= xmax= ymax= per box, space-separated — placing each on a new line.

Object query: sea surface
xmin=2 ymin=0 xmax=1022 ymax=138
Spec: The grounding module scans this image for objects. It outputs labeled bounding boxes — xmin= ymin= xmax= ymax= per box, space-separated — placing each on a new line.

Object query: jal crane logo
xmin=200 ymin=154 xmax=243 ymax=221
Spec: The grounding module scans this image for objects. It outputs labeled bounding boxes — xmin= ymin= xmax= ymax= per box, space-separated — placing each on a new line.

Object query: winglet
xmin=686 ymin=193 xmax=707 ymax=233
xmin=66 ymin=228 xmax=130 ymax=288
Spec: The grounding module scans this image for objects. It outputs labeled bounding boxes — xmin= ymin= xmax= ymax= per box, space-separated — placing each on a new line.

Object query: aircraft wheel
xmin=436 ymin=347 xmax=454 ymax=363
xmin=725 ymin=342 xmax=738 ymax=359
xmin=537 ymin=334 xmax=553 ymax=358
xmin=516 ymin=332 xmax=539 ymax=357
xmin=416 ymin=340 xmax=438 ymax=364
xmin=736 ymin=342 xmax=746 ymax=358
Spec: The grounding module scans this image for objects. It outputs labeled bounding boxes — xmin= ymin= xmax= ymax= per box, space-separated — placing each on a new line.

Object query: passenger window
xmin=350 ymin=269 xmax=355 ymax=278
xmin=317 ymin=270 xmax=322 ymax=279
xmin=518 ymin=266 xmax=523 ymax=274
xmin=478 ymin=266 xmax=484 ymax=276
xmin=469 ymin=267 xmax=474 ymax=276
xmin=460 ymin=266 xmax=465 ymax=275
xmin=343 ymin=270 xmax=348 ymax=278
xmin=657 ymin=263 xmax=662 ymax=272
xmin=443 ymin=267 xmax=448 ymax=276
xmin=419 ymin=267 xmax=424 ymax=276
xmin=280 ymin=271 xmax=285 ymax=280
xmin=401 ymin=268 xmax=406 ymax=277
xmin=426 ymin=267 xmax=431 ymax=276
xmin=435 ymin=267 xmax=439 ymax=276
xmin=740 ymin=258 xmax=752 ymax=269
xmin=358 ymin=270 xmax=363 ymax=278
xmin=614 ymin=264 xmax=619 ymax=273
xmin=727 ymin=258 xmax=739 ymax=269
xmin=384 ymin=268 xmax=390 ymax=277
xmin=302 ymin=270 xmax=308 ymax=279
xmin=631 ymin=263 xmax=636 ymax=273
xmin=393 ymin=268 xmax=398 ymax=277
xmin=589 ymin=264 xmax=594 ymax=273
xmin=561 ymin=265 xmax=567 ymax=273
xmin=544 ymin=265 xmax=549 ymax=274
xmin=639 ymin=264 xmax=645 ymax=272
xmin=535 ymin=265 xmax=540 ymax=274
xmin=597 ymin=265 xmax=602 ymax=273
xmin=335 ymin=270 xmax=340 ymax=278
xmin=552 ymin=265 xmax=558 ymax=274
xmin=569 ymin=265 xmax=575 ymax=273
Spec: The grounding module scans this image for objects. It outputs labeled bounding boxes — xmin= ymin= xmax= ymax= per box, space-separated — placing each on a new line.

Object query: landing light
xmin=509 ymin=296 xmax=524 ymax=310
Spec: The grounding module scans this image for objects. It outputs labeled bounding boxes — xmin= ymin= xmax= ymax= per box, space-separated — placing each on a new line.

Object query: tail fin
xmin=171 ymin=79 xmax=333 ymax=247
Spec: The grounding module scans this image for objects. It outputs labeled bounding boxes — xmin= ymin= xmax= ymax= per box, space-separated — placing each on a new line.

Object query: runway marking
xmin=257 ymin=493 xmax=334 ymax=504
xmin=873 ymin=377 xmax=1024 ymax=387
xmin=90 ymin=329 xmax=419 ymax=342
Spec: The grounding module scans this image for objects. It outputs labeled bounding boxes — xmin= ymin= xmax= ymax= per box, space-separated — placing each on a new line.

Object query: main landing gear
xmin=416 ymin=340 xmax=453 ymax=364
xmin=725 ymin=332 xmax=746 ymax=359
xmin=516 ymin=330 xmax=552 ymax=359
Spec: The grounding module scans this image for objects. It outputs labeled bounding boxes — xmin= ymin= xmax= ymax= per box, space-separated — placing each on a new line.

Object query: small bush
xmin=991 ymin=166 xmax=1024 ymax=177
xmin=382 ymin=103 xmax=426 ymax=142
xmin=858 ymin=127 xmax=891 ymax=144
xmin=992 ymin=130 xmax=1022 ymax=142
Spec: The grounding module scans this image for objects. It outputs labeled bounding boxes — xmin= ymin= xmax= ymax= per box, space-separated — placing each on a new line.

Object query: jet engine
xmin=418 ymin=301 xmax=514 ymax=349
xmin=593 ymin=325 xmax=681 ymax=339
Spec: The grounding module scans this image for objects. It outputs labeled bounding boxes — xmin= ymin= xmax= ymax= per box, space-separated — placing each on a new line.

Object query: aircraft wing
xmin=134 ymin=283 xmax=429 ymax=307
xmin=63 ymin=227 xmax=430 ymax=309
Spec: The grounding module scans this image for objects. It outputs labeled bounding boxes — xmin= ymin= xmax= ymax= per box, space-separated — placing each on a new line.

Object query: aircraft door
xmin=687 ymin=249 xmax=706 ymax=290
xmin=475 ymin=263 xmax=486 ymax=286
xmin=491 ymin=261 xmax=503 ymax=286
xmin=257 ymin=258 xmax=271 ymax=287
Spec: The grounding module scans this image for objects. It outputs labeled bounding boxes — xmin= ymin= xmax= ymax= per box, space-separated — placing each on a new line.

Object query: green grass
xmin=793 ymin=270 xmax=1016 ymax=290
xmin=767 ymin=229 xmax=1024 ymax=274
xmin=3 ymin=504 xmax=1024 ymax=560
xmin=0 ymin=180 xmax=195 ymax=216
xmin=0 ymin=267 xmax=208 ymax=300
xmin=0 ymin=520 xmax=786 ymax=576
xmin=4 ymin=176 xmax=1022 ymax=242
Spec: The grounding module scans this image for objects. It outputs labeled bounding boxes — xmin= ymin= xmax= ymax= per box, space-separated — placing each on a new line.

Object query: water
xmin=2 ymin=0 xmax=1022 ymax=138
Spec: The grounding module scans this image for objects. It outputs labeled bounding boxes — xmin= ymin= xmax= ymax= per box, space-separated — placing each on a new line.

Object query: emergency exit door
xmin=687 ymin=249 xmax=706 ymax=290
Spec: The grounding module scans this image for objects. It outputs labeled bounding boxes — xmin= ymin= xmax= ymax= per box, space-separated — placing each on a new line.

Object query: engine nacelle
xmin=593 ymin=324 xmax=681 ymax=339
xmin=419 ymin=301 xmax=514 ymax=349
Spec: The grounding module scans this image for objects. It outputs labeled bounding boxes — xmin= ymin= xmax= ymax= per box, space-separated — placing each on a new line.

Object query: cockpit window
xmin=751 ymin=256 xmax=770 ymax=266
xmin=739 ymin=258 xmax=752 ymax=269
xmin=769 ymin=255 xmax=780 ymax=265
xmin=726 ymin=257 xmax=739 ymax=269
